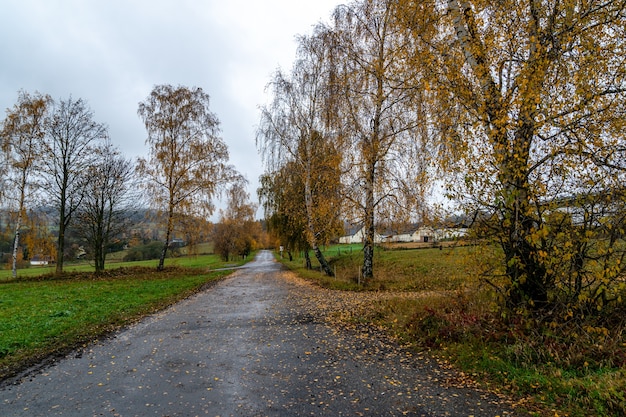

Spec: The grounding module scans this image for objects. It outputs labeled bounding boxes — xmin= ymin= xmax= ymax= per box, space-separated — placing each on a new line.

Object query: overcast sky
xmin=0 ymin=0 xmax=342 ymax=218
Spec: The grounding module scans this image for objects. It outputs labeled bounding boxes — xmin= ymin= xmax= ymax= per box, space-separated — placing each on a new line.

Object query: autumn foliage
xmin=137 ymin=85 xmax=238 ymax=270
xmin=213 ymin=184 xmax=262 ymax=262
xmin=264 ymin=3 xmax=626 ymax=411
xmin=409 ymin=0 xmax=626 ymax=315
xmin=260 ymin=0 xmax=626 ymax=317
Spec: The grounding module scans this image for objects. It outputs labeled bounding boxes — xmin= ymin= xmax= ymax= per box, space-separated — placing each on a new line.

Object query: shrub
xmin=123 ymin=241 xmax=163 ymax=262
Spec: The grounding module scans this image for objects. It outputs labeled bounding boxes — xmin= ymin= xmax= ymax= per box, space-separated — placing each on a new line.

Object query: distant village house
xmin=338 ymin=222 xmax=468 ymax=245
xmin=30 ymin=255 xmax=53 ymax=266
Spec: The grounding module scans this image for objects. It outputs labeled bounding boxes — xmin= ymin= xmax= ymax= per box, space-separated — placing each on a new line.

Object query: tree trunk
xmin=95 ymin=202 xmax=114 ymax=274
xmin=362 ymin=232 xmax=375 ymax=280
xmin=310 ymin=242 xmax=332 ymax=275
xmin=158 ymin=239 xmax=169 ymax=271
xmin=11 ymin=227 xmax=20 ymax=279
xmin=11 ymin=173 xmax=28 ymax=278
xmin=158 ymin=206 xmax=174 ymax=271
xmin=361 ymin=43 xmax=385 ymax=282
xmin=94 ymin=232 xmax=104 ymax=274
xmin=362 ymin=158 xmax=376 ymax=281
xmin=55 ymin=197 xmax=66 ymax=275
xmin=303 ymin=153 xmax=334 ymax=277
xmin=95 ymin=248 xmax=103 ymax=273
xmin=502 ymin=181 xmax=549 ymax=308
xmin=304 ymin=250 xmax=312 ymax=270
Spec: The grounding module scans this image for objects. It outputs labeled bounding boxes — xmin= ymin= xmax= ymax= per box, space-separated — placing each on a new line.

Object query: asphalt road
xmin=1 ymin=251 xmax=521 ymax=416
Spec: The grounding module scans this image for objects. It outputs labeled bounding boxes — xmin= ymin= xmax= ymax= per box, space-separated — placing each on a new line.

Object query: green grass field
xmin=0 ymin=242 xmax=222 ymax=281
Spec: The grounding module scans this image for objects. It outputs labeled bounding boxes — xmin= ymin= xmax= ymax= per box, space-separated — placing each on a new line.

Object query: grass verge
xmin=0 ymin=253 xmax=250 ymax=382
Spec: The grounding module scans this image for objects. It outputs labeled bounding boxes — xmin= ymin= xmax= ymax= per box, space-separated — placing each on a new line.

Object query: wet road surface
xmin=1 ymin=251 xmax=521 ymax=416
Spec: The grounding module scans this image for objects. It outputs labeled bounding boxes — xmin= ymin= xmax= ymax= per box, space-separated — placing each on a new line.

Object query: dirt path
xmin=0 ymin=251 xmax=522 ymax=416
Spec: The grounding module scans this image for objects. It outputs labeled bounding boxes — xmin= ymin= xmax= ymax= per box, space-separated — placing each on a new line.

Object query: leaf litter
xmin=273 ymin=270 xmax=523 ymax=416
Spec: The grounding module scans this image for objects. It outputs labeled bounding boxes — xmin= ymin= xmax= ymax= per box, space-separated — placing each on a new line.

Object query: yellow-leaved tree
xmin=137 ymin=85 xmax=239 ymax=271
xmin=327 ymin=0 xmax=432 ymax=281
xmin=213 ymin=183 xmax=260 ymax=262
xmin=258 ymin=28 xmax=344 ymax=276
xmin=401 ymin=0 xmax=626 ymax=310
xmin=1 ymin=91 xmax=51 ymax=278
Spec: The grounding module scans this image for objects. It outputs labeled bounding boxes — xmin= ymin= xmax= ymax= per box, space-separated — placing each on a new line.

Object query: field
xmin=281 ymin=243 xmax=491 ymax=290
xmin=0 ymin=252 xmax=249 ymax=380
xmin=0 ymin=242 xmax=218 ymax=281
xmin=280 ymin=244 xmax=626 ymax=417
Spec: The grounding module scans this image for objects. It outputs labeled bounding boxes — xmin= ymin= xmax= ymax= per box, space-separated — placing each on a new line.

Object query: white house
xmin=410 ymin=227 xmax=436 ymax=243
xmin=387 ymin=225 xmax=468 ymax=243
xmin=339 ymin=226 xmax=384 ymax=244
xmin=340 ymin=223 xmax=468 ymax=245
xmin=384 ymin=231 xmax=413 ymax=243
xmin=434 ymin=227 xmax=469 ymax=241
xmin=30 ymin=254 xmax=52 ymax=266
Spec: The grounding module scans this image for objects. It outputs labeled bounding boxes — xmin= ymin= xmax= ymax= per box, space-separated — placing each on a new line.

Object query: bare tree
xmin=137 ymin=85 xmax=237 ymax=270
xmin=42 ymin=96 xmax=108 ymax=274
xmin=1 ymin=90 xmax=52 ymax=277
xmin=75 ymin=140 xmax=136 ymax=273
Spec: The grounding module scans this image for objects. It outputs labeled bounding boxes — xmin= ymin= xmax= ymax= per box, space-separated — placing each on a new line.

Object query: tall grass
xmin=282 ymin=243 xmax=485 ymax=291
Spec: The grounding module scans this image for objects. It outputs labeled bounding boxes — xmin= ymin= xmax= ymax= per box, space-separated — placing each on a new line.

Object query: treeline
xmin=1 ymin=85 xmax=252 ymax=277
xmin=257 ymin=0 xmax=626 ymax=317
xmin=213 ymin=184 xmax=267 ymax=262
xmin=0 ymin=207 xmax=224 ymax=264
xmin=0 ymin=207 xmax=143 ymax=265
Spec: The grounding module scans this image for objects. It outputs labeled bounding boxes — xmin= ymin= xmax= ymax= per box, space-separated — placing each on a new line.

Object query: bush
xmin=401 ymin=292 xmax=626 ymax=416
xmin=123 ymin=241 xmax=163 ymax=262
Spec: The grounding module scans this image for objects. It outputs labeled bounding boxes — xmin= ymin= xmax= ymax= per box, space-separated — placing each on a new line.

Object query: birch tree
xmin=1 ymin=91 xmax=51 ymax=278
xmin=330 ymin=0 xmax=431 ymax=280
xmin=137 ymin=85 xmax=236 ymax=270
xmin=258 ymin=28 xmax=343 ymax=276
xmin=258 ymin=149 xmax=343 ymax=269
xmin=403 ymin=0 xmax=626 ymax=309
